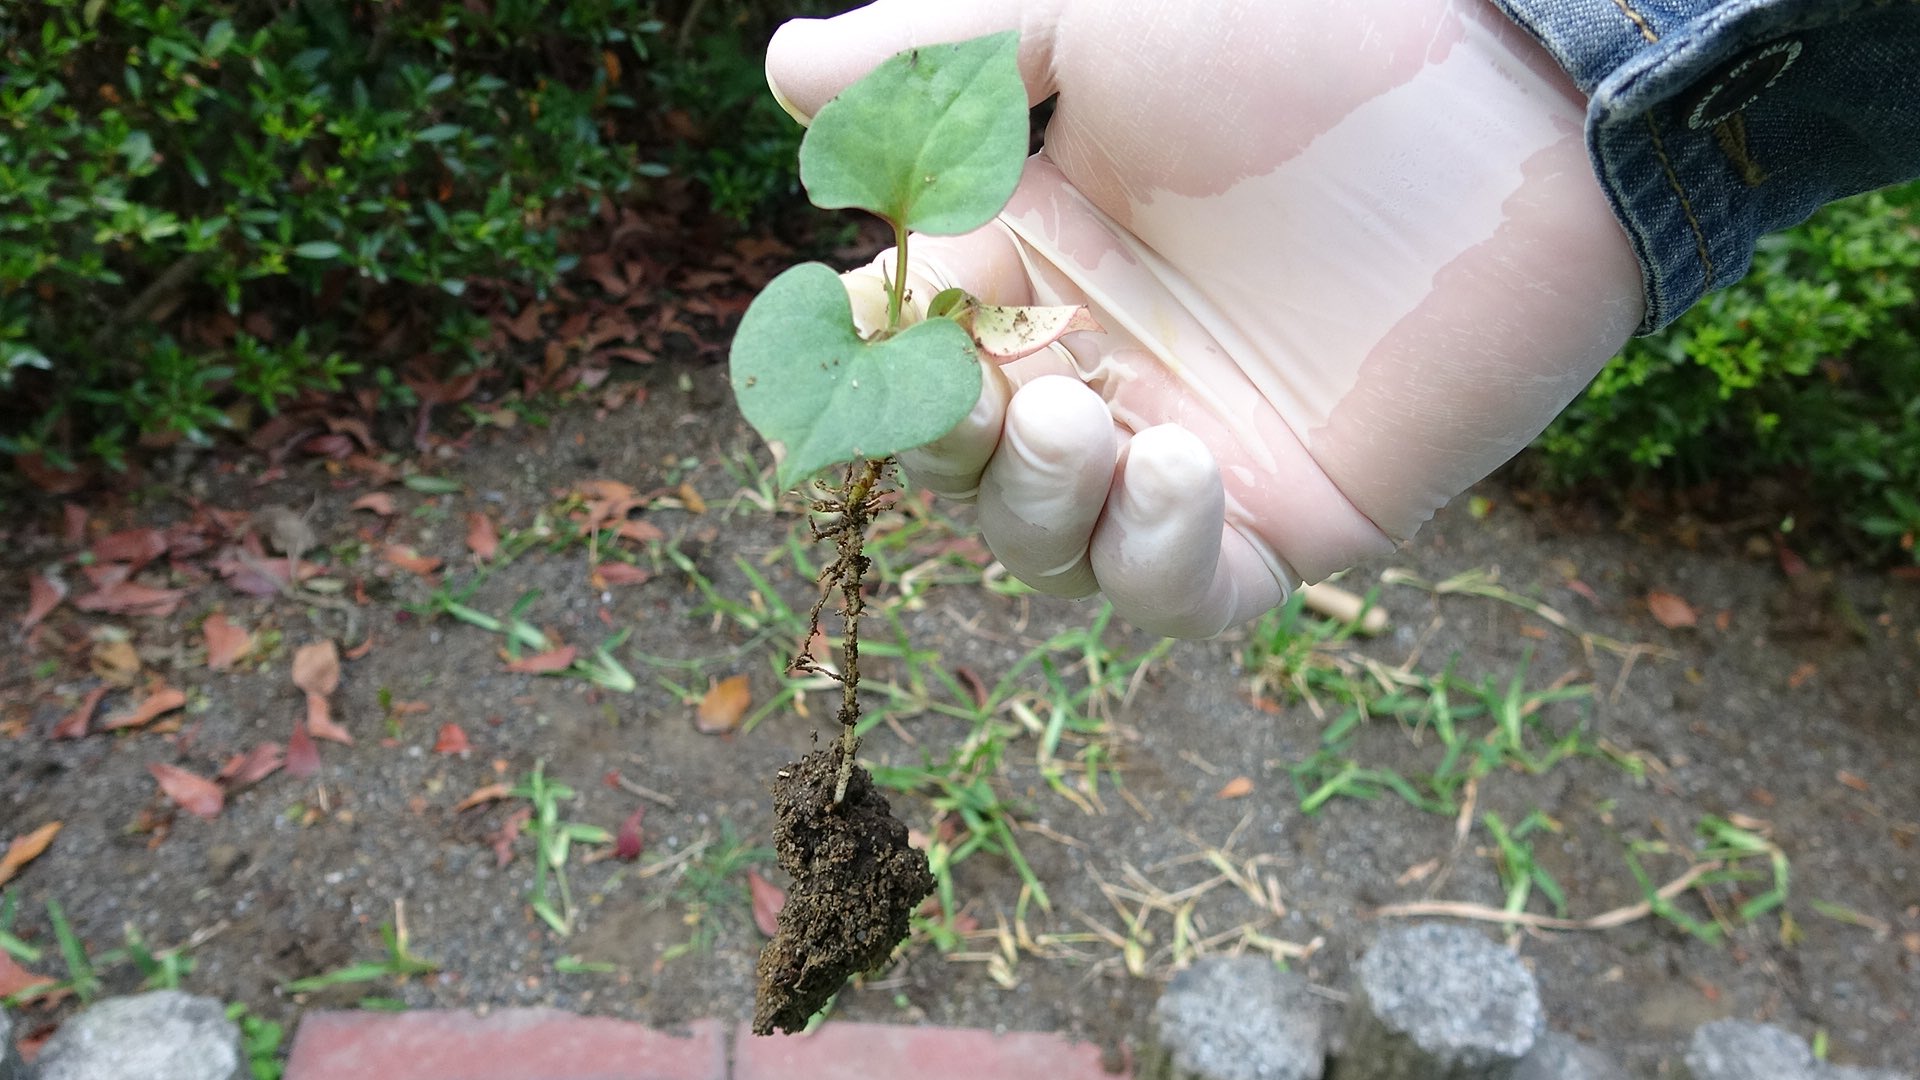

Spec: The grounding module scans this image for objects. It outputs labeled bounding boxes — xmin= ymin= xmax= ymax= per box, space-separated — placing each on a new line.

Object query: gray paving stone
xmin=1512 ymin=1032 xmax=1630 ymax=1080
xmin=1682 ymin=1020 xmax=1820 ymax=1080
xmin=1 ymin=1006 xmax=26 ymax=1080
xmin=1335 ymin=923 xmax=1544 ymax=1080
xmin=1823 ymin=1065 xmax=1917 ymax=1080
xmin=33 ymin=990 xmax=241 ymax=1080
xmin=1143 ymin=954 xmax=1330 ymax=1080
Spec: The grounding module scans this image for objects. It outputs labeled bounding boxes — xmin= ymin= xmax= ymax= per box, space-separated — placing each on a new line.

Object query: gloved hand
xmin=767 ymin=0 xmax=1647 ymax=638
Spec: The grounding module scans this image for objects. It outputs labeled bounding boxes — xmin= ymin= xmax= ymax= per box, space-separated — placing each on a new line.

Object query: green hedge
xmin=1535 ymin=180 xmax=1920 ymax=563
xmin=0 ymin=0 xmax=838 ymax=471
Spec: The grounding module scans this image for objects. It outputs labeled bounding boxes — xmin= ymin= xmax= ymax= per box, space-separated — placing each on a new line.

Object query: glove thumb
xmin=766 ymin=0 xmax=1062 ymax=124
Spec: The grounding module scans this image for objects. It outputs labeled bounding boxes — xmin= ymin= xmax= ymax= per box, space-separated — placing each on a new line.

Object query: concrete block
xmin=1 ymin=1006 xmax=27 ymax=1080
xmin=1140 ymin=955 xmax=1330 ymax=1080
xmin=1333 ymin=923 xmax=1543 ymax=1080
xmin=1682 ymin=1020 xmax=1820 ymax=1080
xmin=1513 ymin=1032 xmax=1629 ymax=1080
xmin=34 ymin=990 xmax=242 ymax=1080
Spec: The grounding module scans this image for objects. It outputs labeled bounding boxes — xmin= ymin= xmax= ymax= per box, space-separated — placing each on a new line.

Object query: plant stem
xmin=886 ymin=220 xmax=910 ymax=332
xmin=831 ymin=456 xmax=884 ymax=805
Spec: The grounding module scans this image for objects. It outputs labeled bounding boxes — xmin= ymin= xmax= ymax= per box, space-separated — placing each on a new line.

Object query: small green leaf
xmin=798 ymin=31 xmax=1027 ymax=236
xmin=294 ymin=241 xmax=342 ymax=260
xmin=416 ymin=124 xmax=463 ymax=144
xmin=403 ymin=474 xmax=463 ymax=494
xmin=731 ymin=263 xmax=981 ymax=489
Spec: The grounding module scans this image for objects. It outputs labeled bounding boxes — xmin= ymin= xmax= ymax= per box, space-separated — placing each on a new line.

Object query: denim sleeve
xmin=1486 ymin=0 xmax=1920 ymax=332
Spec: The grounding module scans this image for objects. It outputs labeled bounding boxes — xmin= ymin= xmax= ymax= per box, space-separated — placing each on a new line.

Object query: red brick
xmin=284 ymin=1009 xmax=726 ymax=1080
xmin=732 ymin=1021 xmax=1123 ymax=1080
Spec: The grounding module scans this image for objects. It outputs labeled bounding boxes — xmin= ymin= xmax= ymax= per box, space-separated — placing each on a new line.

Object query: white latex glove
xmin=767 ymin=0 xmax=1646 ymax=638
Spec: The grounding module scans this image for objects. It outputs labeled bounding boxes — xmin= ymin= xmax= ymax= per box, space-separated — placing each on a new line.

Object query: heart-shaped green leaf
xmin=798 ymin=31 xmax=1027 ymax=236
xmin=730 ymin=263 xmax=983 ymax=489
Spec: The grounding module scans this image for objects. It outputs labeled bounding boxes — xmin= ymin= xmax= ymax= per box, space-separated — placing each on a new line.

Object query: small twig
xmin=612 ymin=763 xmax=678 ymax=809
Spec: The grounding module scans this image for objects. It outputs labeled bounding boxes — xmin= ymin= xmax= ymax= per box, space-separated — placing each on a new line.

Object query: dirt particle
xmin=752 ymin=747 xmax=933 ymax=1035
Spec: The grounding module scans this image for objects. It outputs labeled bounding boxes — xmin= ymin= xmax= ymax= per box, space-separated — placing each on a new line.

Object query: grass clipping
xmin=753 ymin=746 xmax=933 ymax=1034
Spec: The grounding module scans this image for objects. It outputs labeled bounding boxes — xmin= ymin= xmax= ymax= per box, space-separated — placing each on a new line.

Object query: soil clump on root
xmin=752 ymin=746 xmax=934 ymax=1035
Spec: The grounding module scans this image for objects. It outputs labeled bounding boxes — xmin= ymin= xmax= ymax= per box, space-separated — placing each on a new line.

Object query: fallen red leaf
xmin=615 ymin=519 xmax=663 ymax=544
xmin=466 ymin=513 xmax=499 ymax=561
xmin=202 ymin=613 xmax=254 ymax=671
xmin=382 ymin=545 xmax=443 ymax=577
xmin=696 ymin=674 xmax=751 ymax=734
xmin=1216 ymin=776 xmax=1255 ymax=799
xmin=102 ymin=686 xmax=187 ymax=732
xmin=1788 ymin=662 xmax=1819 ymax=690
xmin=218 ymin=742 xmax=285 ymax=788
xmin=1837 ymin=769 xmax=1870 ymax=792
xmin=61 ymin=501 xmax=89 ymax=544
xmin=0 ymin=952 xmax=53 ymax=999
xmin=614 ymin=806 xmax=646 ymax=861
xmin=72 ymin=580 xmax=188 ymax=617
xmin=433 ymin=722 xmax=470 ymax=755
xmin=51 ymin=687 xmax=108 ymax=740
xmin=14 ymin=451 xmax=88 ymax=494
xmin=748 ymin=869 xmax=786 ymax=937
xmin=455 ymin=781 xmax=514 ymax=812
xmin=148 ymin=763 xmax=224 ymax=819
xmin=504 ymin=645 xmax=577 ymax=674
xmin=350 ymin=492 xmax=397 ymax=516
xmin=491 ymin=805 xmax=532 ymax=867
xmin=291 ymin=640 xmax=341 ymax=696
xmin=286 ymin=720 xmax=321 ymax=777
xmin=592 ymin=562 xmax=650 ymax=587
xmin=304 ymin=692 xmax=354 ymax=745
xmin=1646 ymin=591 xmax=1698 ymax=629
xmin=90 ymin=528 xmax=168 ymax=567
xmin=22 ymin=573 xmax=65 ymax=630
xmin=0 ymin=821 xmax=61 ymax=888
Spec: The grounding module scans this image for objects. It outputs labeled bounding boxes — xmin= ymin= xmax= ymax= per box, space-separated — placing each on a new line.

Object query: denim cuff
xmin=1488 ymin=0 xmax=1920 ymax=332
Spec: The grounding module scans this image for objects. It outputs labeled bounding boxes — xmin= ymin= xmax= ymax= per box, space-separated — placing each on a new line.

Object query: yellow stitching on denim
xmin=1610 ymin=0 xmax=1660 ymax=43
xmin=1645 ymin=114 xmax=1716 ymax=286
xmin=1713 ymin=114 xmax=1769 ymax=187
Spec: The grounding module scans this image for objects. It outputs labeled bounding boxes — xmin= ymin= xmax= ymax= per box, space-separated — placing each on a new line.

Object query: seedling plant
xmin=727 ymin=30 xmax=1109 ymax=1033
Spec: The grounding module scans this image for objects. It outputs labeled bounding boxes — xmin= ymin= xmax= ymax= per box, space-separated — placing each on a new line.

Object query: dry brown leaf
xmin=504 ymin=645 xmax=578 ymax=674
xmin=203 ymin=613 xmax=254 ymax=671
xmin=91 ymin=528 xmax=168 ymax=567
xmin=1647 ymin=591 xmax=1698 ymax=629
xmin=696 ymin=674 xmax=751 ymax=734
xmin=291 ymin=640 xmax=341 ymax=696
xmin=52 ymin=686 xmax=108 ymax=740
xmin=434 ymin=723 xmax=471 ymax=755
xmin=219 ymin=742 xmax=285 ymax=788
xmin=350 ymin=492 xmax=397 ymax=516
xmin=748 ymin=869 xmax=787 ymax=937
xmin=1215 ymin=776 xmax=1255 ymax=799
xmin=0 ymin=952 xmax=53 ymax=999
xmin=304 ymin=691 xmax=354 ymax=745
xmin=491 ymin=805 xmax=532 ymax=867
xmin=455 ymin=781 xmax=514 ymax=812
xmin=103 ymin=686 xmax=187 ymax=732
xmin=72 ymin=580 xmax=188 ymax=617
xmin=0 ymin=821 xmax=61 ymax=888
xmin=592 ymin=562 xmax=650 ymax=587
xmin=90 ymin=638 xmax=142 ymax=685
xmin=22 ymin=573 xmax=65 ymax=630
xmin=466 ymin=512 xmax=500 ymax=561
xmin=286 ymin=719 xmax=321 ymax=778
xmin=615 ymin=519 xmax=663 ymax=544
xmin=1837 ymin=769 xmax=1870 ymax=792
xmin=676 ymin=482 xmax=706 ymax=515
xmin=148 ymin=763 xmax=224 ymax=819
xmin=382 ymin=545 xmax=443 ymax=577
